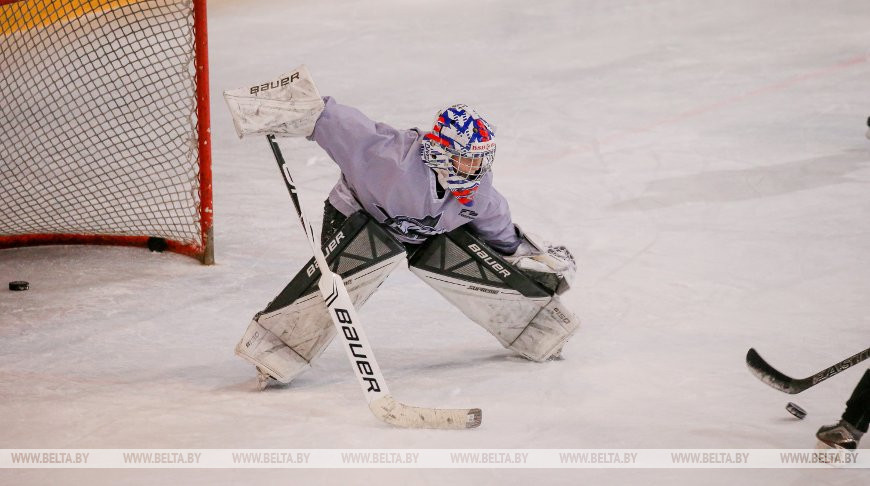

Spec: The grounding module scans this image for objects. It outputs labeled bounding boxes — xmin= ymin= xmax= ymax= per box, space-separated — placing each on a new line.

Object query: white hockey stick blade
xmin=370 ymin=396 xmax=482 ymax=429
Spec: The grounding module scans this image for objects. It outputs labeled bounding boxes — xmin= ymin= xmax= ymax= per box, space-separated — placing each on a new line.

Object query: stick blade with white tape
xmin=370 ymin=396 xmax=482 ymax=429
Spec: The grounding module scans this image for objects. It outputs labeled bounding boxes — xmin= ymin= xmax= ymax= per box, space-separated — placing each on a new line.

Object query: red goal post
xmin=0 ymin=0 xmax=213 ymax=263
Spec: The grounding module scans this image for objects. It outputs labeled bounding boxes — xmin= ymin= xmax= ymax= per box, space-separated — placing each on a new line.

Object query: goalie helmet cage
xmin=0 ymin=0 xmax=213 ymax=264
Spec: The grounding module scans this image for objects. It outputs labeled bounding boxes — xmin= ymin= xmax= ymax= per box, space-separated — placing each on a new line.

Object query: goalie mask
xmin=420 ymin=104 xmax=496 ymax=206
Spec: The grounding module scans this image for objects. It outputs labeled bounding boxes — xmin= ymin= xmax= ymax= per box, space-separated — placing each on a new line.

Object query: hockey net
xmin=0 ymin=0 xmax=213 ymax=263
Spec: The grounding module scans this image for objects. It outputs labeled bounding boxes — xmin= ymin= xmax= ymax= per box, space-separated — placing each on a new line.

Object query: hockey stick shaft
xmin=267 ymin=135 xmax=390 ymax=400
xmin=266 ymin=135 xmax=481 ymax=429
xmin=746 ymin=346 xmax=870 ymax=394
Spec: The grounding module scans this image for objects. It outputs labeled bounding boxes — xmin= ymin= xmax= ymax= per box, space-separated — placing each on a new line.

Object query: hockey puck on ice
xmin=8 ymin=281 xmax=29 ymax=291
xmin=147 ymin=237 xmax=168 ymax=253
xmin=786 ymin=402 xmax=807 ymax=420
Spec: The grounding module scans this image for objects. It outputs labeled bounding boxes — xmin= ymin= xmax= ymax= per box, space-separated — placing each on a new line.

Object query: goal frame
xmin=0 ymin=0 xmax=214 ymax=264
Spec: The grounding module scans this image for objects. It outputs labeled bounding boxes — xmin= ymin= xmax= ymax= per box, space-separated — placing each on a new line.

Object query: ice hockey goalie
xmin=225 ymin=65 xmax=580 ymax=388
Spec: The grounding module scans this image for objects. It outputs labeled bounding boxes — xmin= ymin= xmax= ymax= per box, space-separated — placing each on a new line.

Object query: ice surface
xmin=2 ymin=0 xmax=869 ymax=484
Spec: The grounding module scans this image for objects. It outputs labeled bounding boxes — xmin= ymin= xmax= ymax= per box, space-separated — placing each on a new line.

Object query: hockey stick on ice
xmin=266 ymin=135 xmax=482 ymax=429
xmin=746 ymin=346 xmax=870 ymax=394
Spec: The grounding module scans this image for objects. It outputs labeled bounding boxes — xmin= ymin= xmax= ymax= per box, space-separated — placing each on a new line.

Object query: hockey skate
xmin=815 ymin=419 xmax=864 ymax=450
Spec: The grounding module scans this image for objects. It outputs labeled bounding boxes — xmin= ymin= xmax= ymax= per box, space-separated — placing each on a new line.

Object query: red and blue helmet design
xmin=420 ymin=104 xmax=496 ymax=206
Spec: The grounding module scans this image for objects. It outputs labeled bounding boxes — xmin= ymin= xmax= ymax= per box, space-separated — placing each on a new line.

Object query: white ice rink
xmin=2 ymin=0 xmax=869 ymax=484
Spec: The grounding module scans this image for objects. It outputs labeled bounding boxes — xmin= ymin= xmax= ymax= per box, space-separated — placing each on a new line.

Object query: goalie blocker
xmin=238 ymin=212 xmax=579 ymax=385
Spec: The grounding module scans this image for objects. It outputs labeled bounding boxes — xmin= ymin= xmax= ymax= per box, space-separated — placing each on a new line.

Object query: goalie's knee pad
xmin=235 ymin=212 xmax=406 ymax=383
xmin=408 ymin=227 xmax=579 ymax=362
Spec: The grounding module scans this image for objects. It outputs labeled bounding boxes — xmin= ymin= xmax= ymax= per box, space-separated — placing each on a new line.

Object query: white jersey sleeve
xmin=468 ymin=187 xmax=521 ymax=254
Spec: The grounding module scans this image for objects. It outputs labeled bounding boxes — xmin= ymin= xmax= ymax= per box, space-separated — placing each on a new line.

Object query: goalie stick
xmin=266 ymin=135 xmax=482 ymax=429
xmin=746 ymin=346 xmax=870 ymax=394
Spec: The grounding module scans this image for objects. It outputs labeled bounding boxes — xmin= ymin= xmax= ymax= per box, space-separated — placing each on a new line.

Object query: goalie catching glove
xmin=504 ymin=230 xmax=576 ymax=295
xmin=223 ymin=65 xmax=325 ymax=138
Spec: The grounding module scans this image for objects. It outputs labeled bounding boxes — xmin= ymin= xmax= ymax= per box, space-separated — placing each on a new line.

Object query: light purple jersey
xmin=310 ymin=97 xmax=520 ymax=254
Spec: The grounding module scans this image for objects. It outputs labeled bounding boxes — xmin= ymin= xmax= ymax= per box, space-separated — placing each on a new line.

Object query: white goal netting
xmin=0 ymin=0 xmax=211 ymax=261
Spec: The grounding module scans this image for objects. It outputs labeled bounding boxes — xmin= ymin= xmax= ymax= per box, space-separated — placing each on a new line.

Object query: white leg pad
xmin=235 ymin=318 xmax=312 ymax=384
xmin=410 ymin=267 xmax=580 ymax=362
xmin=235 ymin=253 xmax=405 ymax=384
xmin=508 ymin=295 xmax=579 ymax=362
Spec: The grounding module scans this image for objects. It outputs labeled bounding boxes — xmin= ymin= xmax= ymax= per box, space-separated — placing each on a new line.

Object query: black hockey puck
xmin=786 ymin=402 xmax=807 ymax=420
xmin=9 ymin=281 xmax=29 ymax=291
xmin=147 ymin=237 xmax=168 ymax=253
